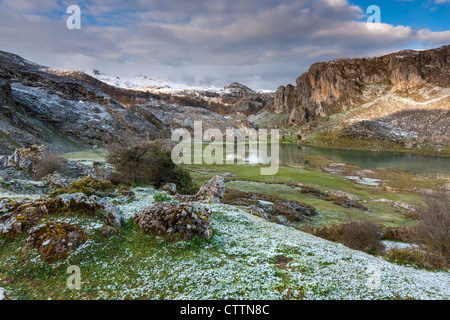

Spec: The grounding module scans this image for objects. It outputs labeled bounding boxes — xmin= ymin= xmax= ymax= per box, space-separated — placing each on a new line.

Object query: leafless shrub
xmin=33 ymin=151 xmax=67 ymax=180
xmin=305 ymin=221 xmax=385 ymax=254
xmin=414 ymin=191 xmax=450 ymax=259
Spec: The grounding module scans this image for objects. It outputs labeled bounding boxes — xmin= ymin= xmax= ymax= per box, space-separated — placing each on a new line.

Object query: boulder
xmin=196 ymin=175 xmax=226 ymax=202
xmin=5 ymin=144 xmax=47 ymax=173
xmin=44 ymin=172 xmax=70 ymax=189
xmin=161 ymin=183 xmax=177 ymax=195
xmin=133 ymin=202 xmax=213 ymax=240
xmin=83 ymin=162 xmax=112 ymax=180
xmin=25 ymin=222 xmax=87 ymax=262
xmin=0 ymin=193 xmax=123 ymax=238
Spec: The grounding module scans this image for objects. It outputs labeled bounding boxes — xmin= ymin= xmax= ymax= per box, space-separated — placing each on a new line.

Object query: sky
xmin=0 ymin=0 xmax=449 ymax=90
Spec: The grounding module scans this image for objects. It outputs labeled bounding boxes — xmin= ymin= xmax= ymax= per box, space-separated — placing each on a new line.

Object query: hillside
xmin=1 ymin=184 xmax=448 ymax=300
xmin=0 ymin=51 xmax=270 ymax=154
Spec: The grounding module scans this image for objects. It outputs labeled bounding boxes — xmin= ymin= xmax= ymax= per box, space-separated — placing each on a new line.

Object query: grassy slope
xmin=0 ymin=187 xmax=448 ymax=300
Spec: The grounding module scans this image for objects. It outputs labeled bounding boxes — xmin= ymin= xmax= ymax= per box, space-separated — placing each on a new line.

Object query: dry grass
xmin=305 ymin=221 xmax=385 ymax=255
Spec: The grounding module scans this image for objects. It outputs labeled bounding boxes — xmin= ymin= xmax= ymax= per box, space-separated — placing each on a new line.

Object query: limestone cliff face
xmin=271 ymin=45 xmax=450 ymax=123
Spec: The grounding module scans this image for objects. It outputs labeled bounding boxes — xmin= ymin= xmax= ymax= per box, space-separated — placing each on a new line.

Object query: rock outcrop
xmin=4 ymin=144 xmax=48 ymax=173
xmin=271 ymin=45 xmax=450 ymax=124
xmin=25 ymin=222 xmax=87 ymax=262
xmin=133 ymin=202 xmax=213 ymax=240
xmin=223 ymin=188 xmax=318 ymax=225
xmin=0 ymin=193 xmax=123 ymax=238
xmin=196 ymin=175 xmax=226 ymax=202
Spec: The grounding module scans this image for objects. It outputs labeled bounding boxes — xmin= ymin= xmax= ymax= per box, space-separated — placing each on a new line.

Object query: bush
xmin=414 ymin=191 xmax=450 ymax=259
xmin=306 ymin=221 xmax=385 ymax=254
xmin=33 ymin=151 xmax=67 ymax=180
xmin=382 ymin=226 xmax=415 ymax=243
xmin=387 ymin=247 xmax=448 ymax=271
xmin=106 ymin=141 xmax=193 ymax=193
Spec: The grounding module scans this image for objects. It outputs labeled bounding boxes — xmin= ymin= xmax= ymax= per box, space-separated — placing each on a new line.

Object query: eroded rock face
xmin=271 ymin=45 xmax=450 ymax=124
xmin=133 ymin=202 xmax=213 ymax=240
xmin=25 ymin=222 xmax=87 ymax=262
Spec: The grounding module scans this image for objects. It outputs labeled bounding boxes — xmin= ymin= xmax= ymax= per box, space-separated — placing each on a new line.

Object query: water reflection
xmin=227 ymin=144 xmax=450 ymax=179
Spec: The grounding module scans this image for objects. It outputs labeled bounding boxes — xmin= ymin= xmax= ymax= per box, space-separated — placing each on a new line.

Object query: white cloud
xmin=0 ymin=0 xmax=448 ymax=90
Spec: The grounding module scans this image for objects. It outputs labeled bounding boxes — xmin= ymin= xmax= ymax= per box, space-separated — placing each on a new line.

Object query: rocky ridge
xmin=265 ymin=45 xmax=450 ymax=151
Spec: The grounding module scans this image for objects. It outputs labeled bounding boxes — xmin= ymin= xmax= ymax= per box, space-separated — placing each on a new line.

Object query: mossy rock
xmin=50 ymin=176 xmax=115 ymax=197
xmin=25 ymin=221 xmax=87 ymax=263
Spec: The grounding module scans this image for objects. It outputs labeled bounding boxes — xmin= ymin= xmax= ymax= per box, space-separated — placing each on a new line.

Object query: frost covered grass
xmin=0 ymin=186 xmax=448 ymax=300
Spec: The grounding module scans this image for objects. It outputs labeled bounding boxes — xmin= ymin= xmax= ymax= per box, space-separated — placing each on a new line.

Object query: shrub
xmin=106 ymin=141 xmax=193 ymax=193
xmin=382 ymin=226 xmax=415 ymax=243
xmin=305 ymin=221 xmax=385 ymax=254
xmin=414 ymin=191 xmax=450 ymax=259
xmin=33 ymin=151 xmax=67 ymax=180
xmin=387 ymin=247 xmax=448 ymax=271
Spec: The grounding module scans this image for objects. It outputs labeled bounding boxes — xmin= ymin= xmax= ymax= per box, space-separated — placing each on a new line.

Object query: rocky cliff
xmin=271 ymin=45 xmax=449 ymax=123
xmin=265 ymin=45 xmax=449 ymax=153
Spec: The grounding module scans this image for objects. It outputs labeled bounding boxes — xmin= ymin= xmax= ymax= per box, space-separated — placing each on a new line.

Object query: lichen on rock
xmin=0 ymin=192 xmax=123 ymax=238
xmin=25 ymin=221 xmax=87 ymax=262
xmin=133 ymin=202 xmax=213 ymax=240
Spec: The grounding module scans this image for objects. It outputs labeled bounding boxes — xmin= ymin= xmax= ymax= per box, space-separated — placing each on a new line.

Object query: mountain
xmin=0 ymin=51 xmax=271 ymax=154
xmin=89 ymin=71 xmax=274 ymax=117
xmin=257 ymin=45 xmax=450 ymax=154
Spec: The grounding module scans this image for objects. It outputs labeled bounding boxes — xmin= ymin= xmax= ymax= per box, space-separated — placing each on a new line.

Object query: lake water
xmin=277 ymin=144 xmax=450 ymax=180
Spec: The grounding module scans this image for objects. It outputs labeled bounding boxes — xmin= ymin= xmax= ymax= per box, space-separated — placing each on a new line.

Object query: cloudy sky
xmin=0 ymin=0 xmax=449 ymax=90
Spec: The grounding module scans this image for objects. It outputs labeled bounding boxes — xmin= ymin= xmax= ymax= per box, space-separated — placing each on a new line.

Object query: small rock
xmin=161 ymin=183 xmax=177 ymax=195
xmin=196 ymin=175 xmax=226 ymax=202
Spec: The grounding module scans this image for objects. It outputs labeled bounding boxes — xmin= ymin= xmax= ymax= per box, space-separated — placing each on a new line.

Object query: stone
xmin=161 ymin=183 xmax=177 ymax=195
xmin=25 ymin=222 xmax=87 ymax=262
xmin=196 ymin=175 xmax=226 ymax=202
xmin=224 ymin=188 xmax=318 ymax=224
xmin=44 ymin=172 xmax=70 ymax=189
xmin=133 ymin=202 xmax=213 ymax=240
xmin=5 ymin=145 xmax=48 ymax=173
